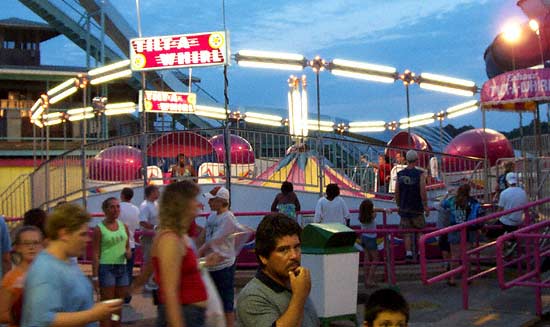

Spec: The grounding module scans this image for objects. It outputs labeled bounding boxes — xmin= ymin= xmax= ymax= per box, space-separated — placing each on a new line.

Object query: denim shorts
xmin=209 ymin=264 xmax=236 ymax=312
xmin=157 ymin=304 xmax=205 ymax=327
xmin=99 ymin=264 xmax=130 ymax=288
xmin=361 ymin=234 xmax=378 ymax=251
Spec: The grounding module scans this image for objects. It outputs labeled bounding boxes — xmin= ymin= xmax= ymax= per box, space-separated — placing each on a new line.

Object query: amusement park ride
xmin=0 ymin=0 xmax=549 ymax=220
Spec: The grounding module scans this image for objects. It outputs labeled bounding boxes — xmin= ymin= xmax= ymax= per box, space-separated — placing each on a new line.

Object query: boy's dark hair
xmin=23 ymin=208 xmax=47 ymax=236
xmin=325 ymin=183 xmax=340 ymax=201
xmin=120 ymin=187 xmax=134 ymax=201
xmin=102 ymin=197 xmax=118 ymax=213
xmin=281 ymin=181 xmax=294 ymax=194
xmin=364 ymin=288 xmax=409 ymax=325
xmin=144 ymin=185 xmax=159 ymax=198
xmin=255 ymin=213 xmax=302 ymax=267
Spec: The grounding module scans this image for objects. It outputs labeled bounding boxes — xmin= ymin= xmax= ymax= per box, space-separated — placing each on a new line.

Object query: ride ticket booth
xmin=301 ymin=223 xmax=360 ymax=326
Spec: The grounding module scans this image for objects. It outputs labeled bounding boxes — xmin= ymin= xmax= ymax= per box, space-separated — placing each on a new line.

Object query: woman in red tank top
xmin=151 ymin=181 xmax=207 ymax=327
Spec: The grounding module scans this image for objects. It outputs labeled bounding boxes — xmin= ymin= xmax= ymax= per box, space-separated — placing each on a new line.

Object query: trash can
xmin=301 ymin=223 xmax=359 ymax=326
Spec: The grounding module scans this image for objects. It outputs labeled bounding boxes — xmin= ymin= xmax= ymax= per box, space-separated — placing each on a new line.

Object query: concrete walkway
xmin=118 ymin=268 xmax=548 ymax=326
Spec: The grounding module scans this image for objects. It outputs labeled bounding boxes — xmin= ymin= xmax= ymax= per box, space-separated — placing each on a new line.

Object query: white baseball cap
xmin=506 ymin=172 xmax=518 ymax=185
xmin=204 ymin=186 xmax=230 ymax=200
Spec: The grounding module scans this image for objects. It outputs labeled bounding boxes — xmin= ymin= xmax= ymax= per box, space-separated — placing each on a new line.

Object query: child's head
xmin=358 ymin=199 xmax=376 ymax=224
xmin=364 ymin=288 xmax=409 ymax=327
xmin=13 ymin=225 xmax=43 ymax=264
xmin=325 ymin=183 xmax=340 ymax=201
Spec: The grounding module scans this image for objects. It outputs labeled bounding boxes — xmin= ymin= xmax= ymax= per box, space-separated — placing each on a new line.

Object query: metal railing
xmin=0 ymin=174 xmax=31 ymax=217
xmin=0 ymin=128 xmax=489 ymax=216
xmin=495 ymin=218 xmax=550 ymax=316
xmin=510 ymin=134 xmax=550 ymax=156
xmin=419 ymin=197 xmax=550 ymax=314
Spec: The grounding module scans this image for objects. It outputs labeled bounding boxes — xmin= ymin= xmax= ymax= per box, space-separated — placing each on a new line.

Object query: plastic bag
xmin=201 ymin=268 xmax=226 ymax=327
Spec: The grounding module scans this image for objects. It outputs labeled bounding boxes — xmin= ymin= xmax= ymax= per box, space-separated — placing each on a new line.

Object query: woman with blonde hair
xmin=152 ymin=181 xmax=208 ymax=327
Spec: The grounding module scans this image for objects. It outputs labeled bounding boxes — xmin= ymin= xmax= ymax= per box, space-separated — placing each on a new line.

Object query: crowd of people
xmin=0 ymin=150 xmax=533 ymax=326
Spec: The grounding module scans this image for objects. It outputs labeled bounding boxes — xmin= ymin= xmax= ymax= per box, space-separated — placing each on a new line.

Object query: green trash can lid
xmin=301 ymin=223 xmax=359 ymax=254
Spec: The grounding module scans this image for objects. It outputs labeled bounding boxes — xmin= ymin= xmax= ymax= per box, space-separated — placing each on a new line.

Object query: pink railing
xmin=5 ymin=208 xmax=446 ymax=285
xmin=419 ymin=197 xmax=550 ymax=313
xmin=495 ymin=218 xmax=550 ymax=316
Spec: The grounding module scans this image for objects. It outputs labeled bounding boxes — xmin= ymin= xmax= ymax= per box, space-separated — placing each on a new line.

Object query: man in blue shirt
xmin=0 ymin=215 xmax=11 ymax=277
xmin=394 ymin=150 xmax=429 ymax=260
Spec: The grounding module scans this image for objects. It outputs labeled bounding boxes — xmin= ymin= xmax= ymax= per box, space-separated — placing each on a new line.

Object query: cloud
xmin=231 ymin=0 xmax=487 ymax=53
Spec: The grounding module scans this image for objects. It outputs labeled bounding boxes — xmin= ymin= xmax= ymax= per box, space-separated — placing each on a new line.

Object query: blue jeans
xmin=157 ymin=304 xmax=205 ymax=327
xmin=209 ymin=264 xmax=236 ymax=312
xmin=99 ymin=264 xmax=129 ymax=287
xmin=126 ymin=248 xmax=135 ymax=285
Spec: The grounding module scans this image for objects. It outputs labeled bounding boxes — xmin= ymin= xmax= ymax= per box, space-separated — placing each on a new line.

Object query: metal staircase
xmin=18 ymin=0 xmax=122 ymax=64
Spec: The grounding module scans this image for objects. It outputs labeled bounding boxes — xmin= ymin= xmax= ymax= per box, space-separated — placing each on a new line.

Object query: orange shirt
xmin=1 ymin=267 xmax=26 ymax=327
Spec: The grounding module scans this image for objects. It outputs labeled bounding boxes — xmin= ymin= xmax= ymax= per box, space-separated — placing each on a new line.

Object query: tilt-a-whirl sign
xmin=130 ymin=31 xmax=228 ymax=71
xmin=139 ymin=90 xmax=196 ymax=114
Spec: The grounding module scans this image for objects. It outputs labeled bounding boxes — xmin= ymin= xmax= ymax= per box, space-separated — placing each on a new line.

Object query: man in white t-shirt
xmin=487 ymin=172 xmax=529 ymax=238
xmin=313 ymin=183 xmax=350 ymax=225
xmin=138 ymin=185 xmax=159 ymax=290
xmin=199 ymin=186 xmax=240 ymax=327
xmin=119 ymin=187 xmax=140 ymax=303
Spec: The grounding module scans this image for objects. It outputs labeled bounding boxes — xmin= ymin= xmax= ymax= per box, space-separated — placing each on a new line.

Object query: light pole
xmin=399 ymin=70 xmax=416 ymax=146
xmin=76 ymin=74 xmax=89 ymax=208
xmin=502 ymin=21 xmax=524 ymax=157
xmin=530 ymin=19 xmax=545 ymax=157
xmin=135 ymin=0 xmax=148 ymax=193
xmin=309 ymin=56 xmax=327 ymax=197
xmin=436 ymin=111 xmax=445 ymax=152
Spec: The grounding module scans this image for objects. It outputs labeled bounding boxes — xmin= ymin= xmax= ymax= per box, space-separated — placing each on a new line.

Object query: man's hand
xmin=289 ymin=266 xmax=311 ymax=301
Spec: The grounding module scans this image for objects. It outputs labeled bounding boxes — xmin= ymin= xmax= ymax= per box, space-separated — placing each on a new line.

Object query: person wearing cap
xmin=198 ymin=186 xmax=240 ymax=327
xmin=487 ymin=172 xmax=528 ymax=239
xmin=394 ymin=150 xmax=429 ymax=260
xmin=493 ymin=161 xmax=515 ymax=203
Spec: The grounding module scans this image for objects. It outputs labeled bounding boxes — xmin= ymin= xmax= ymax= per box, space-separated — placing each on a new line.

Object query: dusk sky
xmin=5 ymin=0 xmax=534 ymax=133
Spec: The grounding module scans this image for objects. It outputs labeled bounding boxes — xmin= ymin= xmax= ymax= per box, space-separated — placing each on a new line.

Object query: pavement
xmin=115 ymin=266 xmax=549 ymax=327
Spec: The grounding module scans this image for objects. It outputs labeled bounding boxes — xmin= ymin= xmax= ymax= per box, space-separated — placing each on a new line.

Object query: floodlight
xmin=330 ymin=59 xmax=397 ymax=83
xmin=46 ymin=78 xmax=77 ymax=97
xmin=502 ymin=21 xmax=522 ymax=43
xmin=195 ymin=105 xmax=228 ymax=120
xmin=307 ymin=119 xmax=334 ymax=132
xmin=445 ymin=100 xmax=479 ymax=119
xmin=104 ymin=102 xmax=137 ymax=116
xmin=90 ymin=69 xmax=133 ymax=85
xmin=88 ymin=60 xmax=131 ymax=76
xmin=235 ymin=50 xmax=306 ymax=71
xmin=418 ymin=73 xmax=477 ymax=97
xmin=348 ymin=120 xmax=387 ymax=132
xmin=49 ymin=87 xmax=78 ymax=104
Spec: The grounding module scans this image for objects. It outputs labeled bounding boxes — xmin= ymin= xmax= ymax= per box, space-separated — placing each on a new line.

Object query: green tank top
xmin=98 ymin=220 xmax=127 ymax=264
